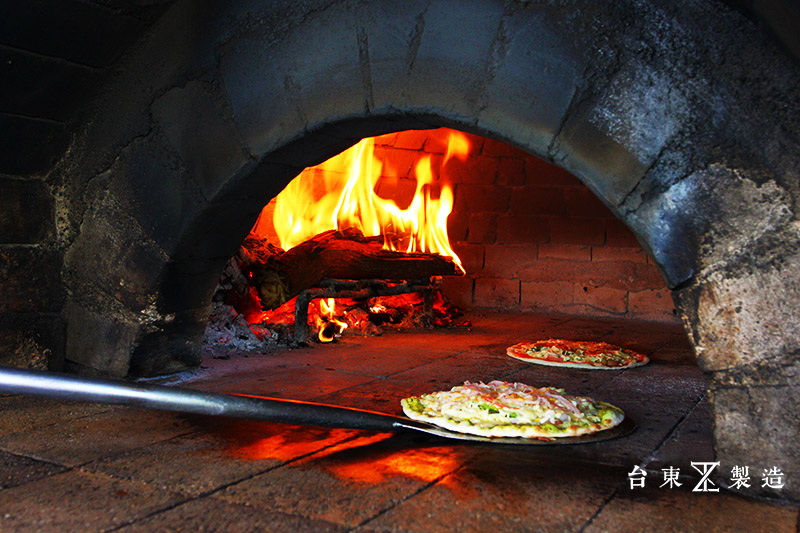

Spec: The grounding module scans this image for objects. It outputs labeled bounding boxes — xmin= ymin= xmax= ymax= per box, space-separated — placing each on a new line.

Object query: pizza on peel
xmin=507 ymin=339 xmax=649 ymax=370
xmin=401 ymin=380 xmax=624 ymax=439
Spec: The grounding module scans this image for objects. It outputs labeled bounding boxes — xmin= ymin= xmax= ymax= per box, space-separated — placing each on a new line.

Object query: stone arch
xmin=61 ymin=0 xmax=800 ymax=498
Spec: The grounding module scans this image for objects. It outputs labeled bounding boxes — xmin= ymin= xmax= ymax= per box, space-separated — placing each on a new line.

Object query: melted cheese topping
xmin=507 ymin=339 xmax=648 ymax=369
xmin=402 ymin=381 xmax=622 ymax=437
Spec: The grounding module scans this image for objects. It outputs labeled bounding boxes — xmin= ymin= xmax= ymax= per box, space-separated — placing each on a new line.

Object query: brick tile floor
xmin=1 ymin=312 xmax=797 ymax=531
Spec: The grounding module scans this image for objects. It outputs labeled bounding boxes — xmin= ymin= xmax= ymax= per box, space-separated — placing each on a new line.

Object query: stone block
xmin=605 ymin=218 xmax=642 ymax=247
xmin=128 ymin=307 xmax=207 ymax=377
xmin=155 ymin=257 xmax=227 ymax=315
xmin=152 ymin=81 xmax=250 ymax=202
xmin=259 ymin=131 xmax=356 ymax=170
xmin=630 ymin=166 xmax=795 ymax=287
xmin=170 ymin=196 xmax=264 ymax=262
xmin=466 ymin=213 xmax=497 ymax=244
xmin=628 ymin=289 xmax=677 ymax=322
xmin=0 ymin=403 xmax=195 ymax=468
xmin=473 ymin=277 xmax=519 ymax=308
xmin=0 ymin=451 xmax=66 ymax=490
xmin=0 ymin=469 xmax=184 ymax=531
xmin=453 ymin=183 xmax=510 ymax=213
xmin=496 ymin=157 xmax=526 ymax=186
xmin=0 ymin=1 xmax=146 ymax=67
xmin=710 ymin=382 xmax=800 ymax=501
xmin=368 ymin=455 xmax=621 ymax=532
xmin=64 ymin=193 xmax=166 ymax=312
xmin=521 ymin=280 xmax=574 ymax=308
xmin=424 ymin=131 xmax=485 ymax=155
xmin=585 ymin=485 xmax=798 ymax=533
xmin=538 ymin=243 xmax=591 ymax=261
xmin=0 ymin=314 xmax=64 ymax=371
xmin=476 ymin=5 xmax=583 ymax=159
xmin=221 ymin=2 xmax=366 ymax=156
xmin=0 ymin=48 xmax=102 ymax=121
xmin=509 ymin=186 xmax=566 ymax=216
xmin=0 ymin=246 xmax=64 ymax=313
xmin=480 ymin=138 xmax=529 ymax=158
xmin=450 ymin=242 xmax=484 ymax=274
xmin=483 ymin=244 xmax=538 ymax=278
xmin=573 ymin=285 xmax=627 ymax=313
xmin=374 ymin=176 xmax=418 ymax=209
xmin=631 ymin=262 xmax=668 ymax=291
xmin=445 ymin=154 xmax=499 ymax=185
xmin=518 ymin=258 xmax=637 ymax=290
xmin=215 ymin=431 xmax=468 ymax=528
xmin=211 ymin=156 xmax=297 ymax=216
xmin=105 ymin=135 xmax=205 ymax=255
xmin=392 ymin=129 xmax=430 ymax=150
xmin=123 ymin=497 xmax=345 ymax=532
xmin=0 ymin=394 xmax=113 ymax=436
xmin=373 ymin=146 xmax=422 ymax=178
xmin=526 ymin=157 xmax=582 ymax=187
xmin=355 ymin=0 xmax=429 ymax=108
xmin=0 ymin=178 xmax=53 ymax=244
xmin=645 ymin=398 xmax=714 ymax=474
xmin=564 ymin=186 xmax=613 ymax=218
xmin=674 ymin=244 xmax=800 ymax=372
xmin=550 ymin=57 xmax=688 ymax=207
xmin=0 ymin=114 xmax=68 ymax=175
xmin=63 ymin=300 xmax=140 ymax=377
xmin=495 ymin=215 xmax=549 ymax=244
xmin=592 ymin=246 xmax=648 ymax=263
xmin=439 ymin=276 xmax=473 ymax=309
xmin=401 ymin=1 xmax=505 ymax=116
xmin=549 ymin=215 xmax=605 ymax=245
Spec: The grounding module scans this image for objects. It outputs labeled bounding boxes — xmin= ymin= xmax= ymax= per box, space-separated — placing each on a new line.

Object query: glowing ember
xmin=369 ymin=303 xmax=387 ymax=314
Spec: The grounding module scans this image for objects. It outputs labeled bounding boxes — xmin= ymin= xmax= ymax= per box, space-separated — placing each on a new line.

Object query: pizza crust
xmin=506 ymin=348 xmax=649 ymax=370
xmin=507 ymin=340 xmax=649 ymax=370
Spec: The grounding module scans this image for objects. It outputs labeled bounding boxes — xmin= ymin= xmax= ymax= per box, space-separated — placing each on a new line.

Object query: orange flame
xmin=317 ymin=298 xmax=347 ymax=342
xmin=264 ymin=130 xmax=468 ymax=272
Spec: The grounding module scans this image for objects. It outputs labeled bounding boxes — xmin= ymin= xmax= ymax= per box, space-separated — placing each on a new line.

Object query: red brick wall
xmin=255 ymin=127 xmax=678 ymax=323
xmin=374 ymin=129 xmax=678 ymax=323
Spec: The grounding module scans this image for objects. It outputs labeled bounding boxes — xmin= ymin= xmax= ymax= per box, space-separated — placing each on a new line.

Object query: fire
xmin=238 ymin=129 xmax=470 ymax=342
xmin=317 ymin=298 xmax=348 ymax=342
xmin=260 ymin=129 xmax=469 ymax=271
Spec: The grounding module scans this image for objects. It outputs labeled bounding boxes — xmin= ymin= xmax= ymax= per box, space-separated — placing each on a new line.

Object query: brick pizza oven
xmin=2 ymin=0 xmax=800 ymax=501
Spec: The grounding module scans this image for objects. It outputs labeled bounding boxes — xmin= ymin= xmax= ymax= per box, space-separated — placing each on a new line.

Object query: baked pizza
xmin=401 ymin=380 xmax=624 ymax=439
xmin=507 ymin=339 xmax=648 ymax=370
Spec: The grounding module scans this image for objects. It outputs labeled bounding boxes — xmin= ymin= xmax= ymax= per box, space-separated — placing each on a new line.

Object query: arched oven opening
xmin=205 ymin=127 xmax=677 ymax=350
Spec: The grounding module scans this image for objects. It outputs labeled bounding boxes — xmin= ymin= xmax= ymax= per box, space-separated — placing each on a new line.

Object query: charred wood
xmin=238 ymin=228 xmax=462 ymax=310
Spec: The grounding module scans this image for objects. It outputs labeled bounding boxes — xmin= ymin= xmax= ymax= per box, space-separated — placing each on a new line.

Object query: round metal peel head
xmin=394 ymin=416 xmax=637 ymax=445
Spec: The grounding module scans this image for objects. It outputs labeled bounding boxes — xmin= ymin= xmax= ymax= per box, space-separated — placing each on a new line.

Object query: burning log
xmin=239 ymin=228 xmax=463 ymax=310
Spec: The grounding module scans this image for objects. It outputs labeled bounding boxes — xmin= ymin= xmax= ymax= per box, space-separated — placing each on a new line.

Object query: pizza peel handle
xmin=0 ymin=366 xmax=407 ymax=433
xmin=0 ymin=367 xmax=636 ymax=444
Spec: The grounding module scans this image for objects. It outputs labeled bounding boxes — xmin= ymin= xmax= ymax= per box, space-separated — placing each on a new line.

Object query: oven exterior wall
xmin=0 ymin=2 xmax=176 ymax=373
xmin=2 ymin=0 xmax=797 ymax=500
xmin=0 ymin=176 xmax=65 ymax=371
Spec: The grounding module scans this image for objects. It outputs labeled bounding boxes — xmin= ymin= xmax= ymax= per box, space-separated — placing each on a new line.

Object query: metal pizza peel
xmin=0 ymin=366 xmax=634 ymax=445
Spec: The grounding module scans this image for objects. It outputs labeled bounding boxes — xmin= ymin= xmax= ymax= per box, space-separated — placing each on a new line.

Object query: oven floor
xmin=1 ymin=313 xmax=797 ymax=531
